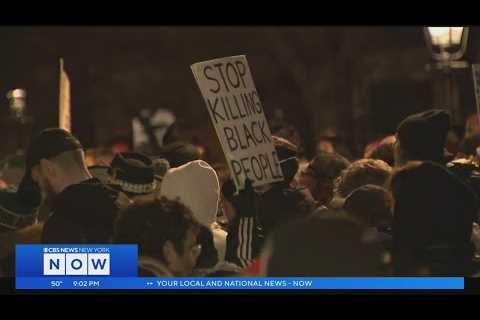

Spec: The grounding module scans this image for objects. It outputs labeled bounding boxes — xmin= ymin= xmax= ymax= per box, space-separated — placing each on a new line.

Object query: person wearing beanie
xmin=396 ymin=109 xmax=480 ymax=212
xmin=394 ymin=109 xmax=451 ymax=166
xmin=390 ymin=161 xmax=477 ymax=275
xmin=160 ymin=160 xmax=226 ymax=262
xmin=19 ymin=128 xmax=130 ymax=244
xmin=223 ymin=136 xmax=317 ymax=268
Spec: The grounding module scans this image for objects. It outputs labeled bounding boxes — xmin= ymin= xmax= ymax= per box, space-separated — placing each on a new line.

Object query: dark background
xmin=1 ymin=26 xmax=479 ymax=161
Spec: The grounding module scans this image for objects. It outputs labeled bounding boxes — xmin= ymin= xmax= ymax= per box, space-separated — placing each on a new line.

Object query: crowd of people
xmin=2 ymin=108 xmax=480 ymax=277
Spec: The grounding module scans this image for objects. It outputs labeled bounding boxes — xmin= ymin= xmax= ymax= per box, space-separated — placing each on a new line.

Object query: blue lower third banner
xmin=15 ymin=244 xmax=464 ymax=290
xmin=16 ymin=277 xmax=464 ymax=290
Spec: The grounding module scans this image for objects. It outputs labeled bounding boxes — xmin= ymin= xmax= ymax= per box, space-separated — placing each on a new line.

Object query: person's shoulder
xmin=60 ymin=178 xmax=118 ymax=200
xmin=54 ymin=178 xmax=123 ymax=215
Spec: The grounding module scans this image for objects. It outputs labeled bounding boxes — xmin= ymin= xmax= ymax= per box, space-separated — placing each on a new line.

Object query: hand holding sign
xmin=192 ymin=55 xmax=284 ymax=190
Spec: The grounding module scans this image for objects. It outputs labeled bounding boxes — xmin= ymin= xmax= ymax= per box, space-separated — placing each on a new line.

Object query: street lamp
xmin=6 ymin=88 xmax=27 ymax=119
xmin=4 ymin=88 xmax=32 ymax=153
xmin=423 ymin=27 xmax=470 ymax=126
xmin=424 ymin=27 xmax=469 ymax=67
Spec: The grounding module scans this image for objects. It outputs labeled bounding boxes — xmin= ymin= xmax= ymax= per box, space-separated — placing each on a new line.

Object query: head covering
xmin=25 ymin=128 xmax=83 ymax=170
xmin=397 ymin=109 xmax=451 ymax=162
xmin=17 ymin=128 xmax=83 ymax=205
xmin=160 ymin=160 xmax=220 ymax=227
xmin=90 ymin=152 xmax=161 ymax=196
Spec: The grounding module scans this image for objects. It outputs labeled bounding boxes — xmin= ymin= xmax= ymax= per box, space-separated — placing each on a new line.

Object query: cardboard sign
xmin=191 ymin=55 xmax=284 ymax=190
xmin=59 ymin=58 xmax=71 ymax=132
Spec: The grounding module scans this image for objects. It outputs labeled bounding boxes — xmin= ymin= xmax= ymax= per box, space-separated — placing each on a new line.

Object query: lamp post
xmin=6 ymin=89 xmax=27 ymax=120
xmin=424 ymin=27 xmax=470 ymax=125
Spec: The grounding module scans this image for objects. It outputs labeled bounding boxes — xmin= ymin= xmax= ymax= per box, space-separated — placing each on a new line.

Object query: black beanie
xmin=18 ymin=128 xmax=83 ymax=207
xmin=397 ymin=109 xmax=450 ymax=162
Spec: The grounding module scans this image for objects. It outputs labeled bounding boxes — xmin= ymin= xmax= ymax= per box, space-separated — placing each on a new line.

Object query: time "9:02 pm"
xmin=73 ymin=280 xmax=100 ymax=287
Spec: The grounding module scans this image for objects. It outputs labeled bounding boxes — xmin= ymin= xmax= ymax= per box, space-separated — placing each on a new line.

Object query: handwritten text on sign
xmin=191 ymin=55 xmax=284 ymax=189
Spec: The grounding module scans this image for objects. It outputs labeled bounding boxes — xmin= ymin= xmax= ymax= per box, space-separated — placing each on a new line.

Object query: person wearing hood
xmin=160 ymin=159 xmax=226 ymax=263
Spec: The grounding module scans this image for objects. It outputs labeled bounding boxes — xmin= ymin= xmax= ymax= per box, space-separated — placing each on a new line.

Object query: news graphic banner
xmin=15 ymin=245 xmax=464 ymax=290
xmin=16 ymin=244 xmax=137 ymax=289
xmin=191 ymin=55 xmax=284 ymax=190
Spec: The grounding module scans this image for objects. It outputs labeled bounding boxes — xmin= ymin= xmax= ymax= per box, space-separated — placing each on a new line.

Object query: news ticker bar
xmin=15 ymin=277 xmax=464 ymax=290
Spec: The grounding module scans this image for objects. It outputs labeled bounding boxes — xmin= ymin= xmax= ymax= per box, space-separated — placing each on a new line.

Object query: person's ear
xmin=162 ymin=240 xmax=178 ymax=267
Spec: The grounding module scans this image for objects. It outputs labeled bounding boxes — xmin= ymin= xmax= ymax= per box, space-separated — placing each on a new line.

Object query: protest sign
xmin=59 ymin=58 xmax=71 ymax=132
xmin=191 ymin=55 xmax=284 ymax=190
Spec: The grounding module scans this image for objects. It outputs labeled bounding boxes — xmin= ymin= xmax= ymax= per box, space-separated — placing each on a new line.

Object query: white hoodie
xmin=160 ymin=160 xmax=227 ymax=261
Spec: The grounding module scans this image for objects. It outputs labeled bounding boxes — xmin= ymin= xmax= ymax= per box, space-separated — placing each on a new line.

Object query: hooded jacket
xmin=160 ymin=160 xmax=227 ymax=261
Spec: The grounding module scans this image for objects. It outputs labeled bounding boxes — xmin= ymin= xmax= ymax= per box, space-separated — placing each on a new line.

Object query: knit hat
xmin=397 ymin=109 xmax=451 ymax=161
xmin=18 ymin=128 xmax=83 ymax=206
xmin=160 ymin=160 xmax=220 ymax=227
